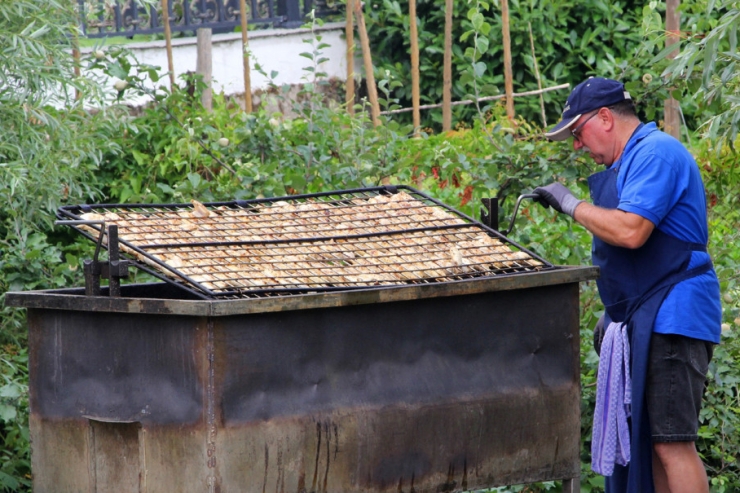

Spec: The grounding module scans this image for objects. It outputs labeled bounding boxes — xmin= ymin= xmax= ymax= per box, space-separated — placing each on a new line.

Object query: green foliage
xmin=0 ymin=347 xmax=30 ymax=492
xmin=86 ymin=25 xmax=417 ymax=205
xmin=362 ymin=0 xmax=647 ymax=129
xmin=660 ymin=0 xmax=740 ymax=146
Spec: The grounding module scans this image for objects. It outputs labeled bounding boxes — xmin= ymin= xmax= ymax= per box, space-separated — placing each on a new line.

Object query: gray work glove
xmin=533 ymin=183 xmax=584 ymax=218
xmin=593 ymin=314 xmax=605 ymax=356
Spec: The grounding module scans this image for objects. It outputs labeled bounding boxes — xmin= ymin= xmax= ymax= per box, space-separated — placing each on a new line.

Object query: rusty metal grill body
xmin=57 ymin=186 xmax=553 ymax=299
xmin=7 ymin=186 xmax=599 ymax=493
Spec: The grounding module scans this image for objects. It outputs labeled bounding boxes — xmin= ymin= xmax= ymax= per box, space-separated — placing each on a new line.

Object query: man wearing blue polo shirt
xmin=534 ymin=77 xmax=721 ymax=493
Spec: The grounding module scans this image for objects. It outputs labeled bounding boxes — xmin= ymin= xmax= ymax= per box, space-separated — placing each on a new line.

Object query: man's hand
xmin=533 ymin=183 xmax=584 ymax=218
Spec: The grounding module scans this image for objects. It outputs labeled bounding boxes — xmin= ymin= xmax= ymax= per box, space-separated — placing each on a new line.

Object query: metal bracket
xmin=480 ymin=197 xmax=499 ymax=230
xmin=56 ymin=220 xmax=131 ymax=297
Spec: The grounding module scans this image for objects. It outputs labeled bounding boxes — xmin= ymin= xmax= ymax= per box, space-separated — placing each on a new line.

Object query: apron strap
xmin=624 ymin=261 xmax=712 ymax=323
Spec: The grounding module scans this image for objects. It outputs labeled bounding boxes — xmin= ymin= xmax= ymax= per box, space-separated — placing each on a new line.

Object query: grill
xmin=57 ymin=185 xmax=553 ymax=299
xmin=7 ymin=186 xmax=599 ymax=493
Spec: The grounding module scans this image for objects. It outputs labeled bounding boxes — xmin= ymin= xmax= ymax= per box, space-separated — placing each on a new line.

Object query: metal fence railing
xmin=77 ymin=0 xmax=342 ymax=38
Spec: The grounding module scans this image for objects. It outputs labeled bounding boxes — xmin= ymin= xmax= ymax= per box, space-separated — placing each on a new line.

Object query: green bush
xmin=362 ymin=0 xmax=647 ymax=129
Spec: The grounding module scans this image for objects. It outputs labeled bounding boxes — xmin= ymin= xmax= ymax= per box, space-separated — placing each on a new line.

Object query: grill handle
xmin=481 ymin=194 xmax=540 ymax=236
xmin=501 ymin=193 xmax=540 ymax=236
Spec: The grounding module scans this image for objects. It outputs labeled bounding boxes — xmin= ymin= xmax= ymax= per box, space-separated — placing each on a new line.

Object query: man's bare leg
xmin=653 ymin=441 xmax=709 ymax=493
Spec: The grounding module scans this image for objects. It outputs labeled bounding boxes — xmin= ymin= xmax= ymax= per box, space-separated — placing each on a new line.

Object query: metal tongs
xmin=481 ymin=193 xmax=540 ymax=236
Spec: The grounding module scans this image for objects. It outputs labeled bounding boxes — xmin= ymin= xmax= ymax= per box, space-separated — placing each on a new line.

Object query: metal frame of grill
xmin=57 ymin=185 xmax=554 ymax=300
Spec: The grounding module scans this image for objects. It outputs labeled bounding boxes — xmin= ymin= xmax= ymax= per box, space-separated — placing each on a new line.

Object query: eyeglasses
xmin=571 ymin=111 xmax=599 ymax=142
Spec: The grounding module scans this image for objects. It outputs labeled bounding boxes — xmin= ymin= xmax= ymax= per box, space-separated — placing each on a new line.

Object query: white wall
xmin=83 ymin=22 xmax=349 ymax=104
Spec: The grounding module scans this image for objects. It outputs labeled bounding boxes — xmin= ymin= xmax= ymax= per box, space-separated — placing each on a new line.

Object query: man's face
xmin=570 ymin=108 xmax=614 ymax=166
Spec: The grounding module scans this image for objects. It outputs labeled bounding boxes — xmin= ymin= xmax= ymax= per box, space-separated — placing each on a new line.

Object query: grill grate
xmin=57 ymin=186 xmax=553 ymax=299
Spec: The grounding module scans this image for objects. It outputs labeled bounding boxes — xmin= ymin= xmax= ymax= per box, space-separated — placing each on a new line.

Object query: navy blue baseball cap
xmin=545 ymin=77 xmax=631 ymax=141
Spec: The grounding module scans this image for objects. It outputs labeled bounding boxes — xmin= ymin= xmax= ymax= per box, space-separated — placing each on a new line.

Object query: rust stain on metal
xmin=311 ymin=422 xmax=322 ymax=492
xmin=262 ymin=442 xmax=269 ymax=493
xmin=323 ymin=420 xmax=332 ymax=492
xmin=206 ymin=320 xmax=217 ymax=475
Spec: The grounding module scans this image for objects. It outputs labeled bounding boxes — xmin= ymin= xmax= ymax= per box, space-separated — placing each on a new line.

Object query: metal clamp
xmin=55 ymin=220 xmax=131 ymax=297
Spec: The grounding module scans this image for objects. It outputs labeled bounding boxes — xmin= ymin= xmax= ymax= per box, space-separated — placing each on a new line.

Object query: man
xmin=534 ymin=77 xmax=721 ymax=493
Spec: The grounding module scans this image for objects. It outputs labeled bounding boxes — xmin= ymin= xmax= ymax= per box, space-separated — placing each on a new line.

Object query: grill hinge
xmin=59 ymin=220 xmax=131 ymax=297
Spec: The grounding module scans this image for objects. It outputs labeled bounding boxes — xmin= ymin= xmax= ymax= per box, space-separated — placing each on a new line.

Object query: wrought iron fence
xmin=78 ymin=0 xmax=342 ymax=38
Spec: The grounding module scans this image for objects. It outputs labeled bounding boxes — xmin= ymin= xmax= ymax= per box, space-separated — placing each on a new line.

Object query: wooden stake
xmin=345 ymin=0 xmax=355 ymax=114
xmin=664 ymin=0 xmax=680 ymax=139
xmin=161 ymin=0 xmax=175 ymax=90
xmin=501 ymin=0 xmax=514 ymax=121
xmin=409 ymin=0 xmax=420 ymax=134
xmin=528 ymin=22 xmax=546 ymax=127
xmin=196 ymin=28 xmax=213 ymax=111
xmin=72 ymin=28 xmax=81 ymax=101
xmin=239 ymin=0 xmax=253 ymax=112
xmin=442 ymin=0 xmax=453 ymax=131
xmin=353 ymin=0 xmax=380 ymax=126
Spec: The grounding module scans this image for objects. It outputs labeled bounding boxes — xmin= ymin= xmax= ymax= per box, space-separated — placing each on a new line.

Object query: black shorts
xmin=646 ymin=333 xmax=714 ymax=442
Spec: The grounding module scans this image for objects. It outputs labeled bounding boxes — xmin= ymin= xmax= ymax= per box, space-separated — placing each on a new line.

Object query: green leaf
xmin=0 ymin=403 xmax=18 ymax=422
xmin=471 ymin=12 xmax=485 ymax=31
xmin=107 ymin=61 xmax=129 ymax=80
xmin=475 ymin=37 xmax=489 ymax=55
xmin=474 ymin=61 xmax=487 ymax=78
xmin=132 ymin=149 xmax=148 ymax=166
xmin=460 ymin=29 xmax=475 ymax=43
xmin=0 ymin=384 xmax=21 ymax=399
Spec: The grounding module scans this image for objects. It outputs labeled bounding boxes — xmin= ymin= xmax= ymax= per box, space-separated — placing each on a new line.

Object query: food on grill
xmin=71 ymin=189 xmax=546 ymax=297
xmin=191 ymin=200 xmax=211 ymax=218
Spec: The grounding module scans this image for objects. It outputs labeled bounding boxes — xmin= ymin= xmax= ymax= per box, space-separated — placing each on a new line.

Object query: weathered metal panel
xmin=27 ymin=310 xmax=206 ymax=424
xmin=89 ymin=420 xmax=142 ymax=493
xmin=28 ymin=415 xmax=92 ymax=493
xmin=217 ymin=285 xmax=579 ymax=419
xmin=16 ymin=275 xmax=592 ymax=492
xmin=139 ymin=424 xmax=212 ymax=493
xmin=212 ymin=284 xmax=581 ymax=492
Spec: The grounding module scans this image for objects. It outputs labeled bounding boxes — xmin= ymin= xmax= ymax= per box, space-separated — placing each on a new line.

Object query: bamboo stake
xmin=409 ymin=0 xmax=420 ymax=134
xmin=528 ymin=22 xmax=546 ymax=127
xmin=379 ymin=83 xmax=569 ymax=115
xmin=501 ymin=0 xmax=514 ymax=120
xmin=353 ymin=0 xmax=380 ymax=126
xmin=72 ymin=27 xmax=81 ymax=101
xmin=239 ymin=0 xmax=253 ymax=112
xmin=442 ymin=0 xmax=453 ymax=131
xmin=196 ymin=28 xmax=213 ymax=111
xmin=345 ymin=0 xmax=355 ymax=114
xmin=161 ymin=0 xmax=175 ymax=90
xmin=664 ymin=0 xmax=680 ymax=139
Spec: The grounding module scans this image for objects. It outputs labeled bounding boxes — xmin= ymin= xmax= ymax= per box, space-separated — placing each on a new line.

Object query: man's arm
xmin=572 ymin=202 xmax=654 ymax=249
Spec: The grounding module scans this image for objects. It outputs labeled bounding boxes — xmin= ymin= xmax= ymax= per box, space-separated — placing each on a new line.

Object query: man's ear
xmin=599 ymin=107 xmax=616 ymax=131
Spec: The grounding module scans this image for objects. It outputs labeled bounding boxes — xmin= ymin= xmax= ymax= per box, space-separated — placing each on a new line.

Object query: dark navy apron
xmin=587 ymin=131 xmax=711 ymax=493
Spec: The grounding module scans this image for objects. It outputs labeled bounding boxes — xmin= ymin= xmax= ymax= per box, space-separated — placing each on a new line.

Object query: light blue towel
xmin=591 ymin=321 xmax=632 ymax=476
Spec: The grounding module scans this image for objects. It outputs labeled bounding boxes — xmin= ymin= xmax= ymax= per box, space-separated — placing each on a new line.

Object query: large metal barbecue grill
xmin=56 ymin=185 xmax=553 ymax=299
xmin=6 ymin=185 xmax=598 ymax=493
